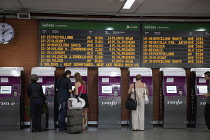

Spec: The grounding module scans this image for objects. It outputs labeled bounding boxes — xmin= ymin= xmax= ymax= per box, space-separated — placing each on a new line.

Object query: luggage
xmin=67 ymin=84 xmax=86 ymax=110
xmin=67 ymin=126 xmax=83 ymax=134
xmin=66 ymin=109 xmax=83 ymax=134
xmin=67 ymin=97 xmax=85 ymax=109
xmin=67 ymin=116 xmax=83 ymax=126
xmin=67 ymin=109 xmax=82 ymax=117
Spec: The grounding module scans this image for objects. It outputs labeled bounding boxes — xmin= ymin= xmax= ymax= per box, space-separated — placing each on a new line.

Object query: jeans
xmin=58 ymin=99 xmax=67 ymax=130
xmin=30 ymin=98 xmax=43 ymax=132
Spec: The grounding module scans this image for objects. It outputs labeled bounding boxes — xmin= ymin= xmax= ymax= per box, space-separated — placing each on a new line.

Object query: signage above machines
xmin=191 ymin=68 xmax=210 ymax=77
xmin=160 ymin=68 xmax=186 ymax=76
xmin=0 ymin=67 xmax=23 ymax=77
xmin=129 ymin=68 xmax=152 ymax=77
xmin=65 ymin=67 xmax=87 ymax=83
xmin=98 ymin=68 xmax=121 ymax=77
xmin=31 ymin=67 xmax=55 ymax=76
xmin=65 ymin=67 xmax=87 ymax=76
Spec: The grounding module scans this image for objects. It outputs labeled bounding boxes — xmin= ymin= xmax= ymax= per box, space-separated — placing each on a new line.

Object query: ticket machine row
xmin=0 ymin=67 xmax=209 ymax=130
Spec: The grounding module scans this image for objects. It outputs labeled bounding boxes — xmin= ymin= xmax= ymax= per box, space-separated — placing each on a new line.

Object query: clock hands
xmin=2 ymin=28 xmax=12 ymax=34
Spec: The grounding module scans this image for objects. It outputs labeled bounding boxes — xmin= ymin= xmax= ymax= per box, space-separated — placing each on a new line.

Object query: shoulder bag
xmin=125 ymin=82 xmax=137 ymax=110
xmin=68 ymin=84 xmax=86 ymax=109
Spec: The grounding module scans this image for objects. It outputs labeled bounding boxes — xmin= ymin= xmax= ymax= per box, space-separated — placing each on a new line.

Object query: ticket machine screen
xmin=166 ymin=86 xmax=177 ymax=94
xmin=102 ymin=86 xmax=112 ymax=94
xmin=197 ymin=85 xmax=207 ymax=95
xmin=0 ymin=86 xmax=12 ymax=94
xmin=42 ymin=86 xmax=46 ymax=94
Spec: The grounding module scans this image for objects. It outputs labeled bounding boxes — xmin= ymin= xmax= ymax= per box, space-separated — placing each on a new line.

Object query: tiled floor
xmin=0 ymin=126 xmax=210 ymax=140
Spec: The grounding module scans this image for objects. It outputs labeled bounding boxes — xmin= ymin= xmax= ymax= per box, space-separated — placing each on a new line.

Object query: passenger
xmin=27 ymin=74 xmax=45 ymax=132
xmin=128 ymin=74 xmax=149 ymax=131
xmin=56 ymin=70 xmax=72 ymax=131
xmin=74 ymin=72 xmax=89 ymax=130
xmin=204 ymin=71 xmax=210 ymax=131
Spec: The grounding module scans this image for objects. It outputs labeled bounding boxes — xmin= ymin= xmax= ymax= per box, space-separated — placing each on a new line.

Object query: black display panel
xmin=141 ymin=23 xmax=210 ymax=68
xmin=39 ymin=21 xmax=140 ymax=67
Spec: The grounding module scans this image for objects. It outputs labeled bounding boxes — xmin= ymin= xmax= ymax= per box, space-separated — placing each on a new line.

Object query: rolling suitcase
xmin=66 ymin=109 xmax=83 ymax=134
xmin=67 ymin=126 xmax=83 ymax=134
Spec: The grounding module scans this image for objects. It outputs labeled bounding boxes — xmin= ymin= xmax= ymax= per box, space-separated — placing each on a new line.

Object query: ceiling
xmin=0 ymin=0 xmax=210 ymax=17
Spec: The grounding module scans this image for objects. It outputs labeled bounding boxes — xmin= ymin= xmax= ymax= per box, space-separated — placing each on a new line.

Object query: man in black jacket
xmin=27 ymin=74 xmax=45 ymax=132
xmin=56 ymin=70 xmax=72 ymax=131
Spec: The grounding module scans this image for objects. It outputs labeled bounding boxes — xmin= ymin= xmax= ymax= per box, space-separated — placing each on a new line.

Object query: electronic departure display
xmin=141 ymin=23 xmax=210 ymax=68
xmin=39 ymin=21 xmax=140 ymax=67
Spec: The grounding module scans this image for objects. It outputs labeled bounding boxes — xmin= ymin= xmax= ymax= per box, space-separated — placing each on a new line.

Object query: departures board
xmin=39 ymin=21 xmax=140 ymax=67
xmin=141 ymin=23 xmax=210 ymax=68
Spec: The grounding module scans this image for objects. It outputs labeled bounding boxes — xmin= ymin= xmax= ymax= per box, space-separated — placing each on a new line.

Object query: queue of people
xmin=27 ymin=70 xmax=210 ymax=133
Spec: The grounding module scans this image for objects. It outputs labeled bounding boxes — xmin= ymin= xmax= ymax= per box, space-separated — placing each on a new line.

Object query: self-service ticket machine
xmin=160 ymin=68 xmax=187 ymax=128
xmin=129 ymin=68 xmax=153 ymax=128
xmin=98 ymin=68 xmax=121 ymax=128
xmin=65 ymin=67 xmax=88 ymax=90
xmin=190 ymin=68 xmax=210 ymax=128
xmin=65 ymin=67 xmax=88 ymax=126
xmin=0 ymin=67 xmax=24 ymax=130
xmin=31 ymin=67 xmax=56 ymax=129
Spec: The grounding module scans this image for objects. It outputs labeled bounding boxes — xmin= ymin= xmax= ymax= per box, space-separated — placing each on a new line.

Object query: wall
xmin=0 ymin=18 xmax=191 ymax=123
xmin=0 ymin=19 xmax=39 ymax=121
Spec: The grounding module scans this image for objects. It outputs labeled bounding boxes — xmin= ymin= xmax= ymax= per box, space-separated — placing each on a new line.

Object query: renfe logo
xmin=0 ymin=102 xmax=10 ymax=106
xmin=102 ymin=100 xmax=118 ymax=107
xmin=144 ymin=25 xmax=157 ymax=30
xmin=200 ymin=102 xmax=206 ymax=105
xmin=167 ymin=99 xmax=183 ymax=105
xmin=126 ymin=25 xmax=138 ymax=29
xmin=0 ymin=102 xmax=16 ymax=106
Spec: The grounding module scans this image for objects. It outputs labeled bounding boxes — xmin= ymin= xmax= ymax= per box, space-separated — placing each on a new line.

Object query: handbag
xmin=68 ymin=84 xmax=86 ymax=109
xmin=42 ymin=101 xmax=48 ymax=114
xmin=125 ymin=82 xmax=137 ymax=110
xmin=144 ymin=83 xmax=149 ymax=104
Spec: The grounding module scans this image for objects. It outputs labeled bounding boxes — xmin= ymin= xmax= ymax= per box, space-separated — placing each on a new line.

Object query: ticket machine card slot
xmin=47 ymin=90 xmax=52 ymax=95
xmin=114 ymin=91 xmax=118 ymax=96
xmin=13 ymin=91 xmax=18 ymax=96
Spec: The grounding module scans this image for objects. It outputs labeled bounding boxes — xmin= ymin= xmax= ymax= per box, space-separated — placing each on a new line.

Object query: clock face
xmin=0 ymin=23 xmax=15 ymax=44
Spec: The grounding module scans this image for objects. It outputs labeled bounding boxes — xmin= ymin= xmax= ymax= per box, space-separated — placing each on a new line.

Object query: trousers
xmin=30 ymin=98 xmax=43 ymax=131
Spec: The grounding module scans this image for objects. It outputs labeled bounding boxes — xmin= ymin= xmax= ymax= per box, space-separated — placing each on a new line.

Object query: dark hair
xmin=31 ymin=74 xmax=38 ymax=82
xmin=136 ymin=74 xmax=142 ymax=81
xmin=74 ymin=72 xmax=85 ymax=84
xmin=62 ymin=70 xmax=71 ymax=78
xmin=204 ymin=71 xmax=210 ymax=76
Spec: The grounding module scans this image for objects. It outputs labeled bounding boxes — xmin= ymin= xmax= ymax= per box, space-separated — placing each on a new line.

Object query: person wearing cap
xmin=56 ymin=70 xmax=72 ymax=131
xmin=204 ymin=71 xmax=210 ymax=131
xmin=27 ymin=74 xmax=45 ymax=132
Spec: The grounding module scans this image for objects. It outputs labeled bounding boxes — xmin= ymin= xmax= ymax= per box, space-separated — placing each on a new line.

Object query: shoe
xmin=31 ymin=130 xmax=37 ymax=133
xmin=204 ymin=128 xmax=210 ymax=131
xmin=58 ymin=129 xmax=66 ymax=132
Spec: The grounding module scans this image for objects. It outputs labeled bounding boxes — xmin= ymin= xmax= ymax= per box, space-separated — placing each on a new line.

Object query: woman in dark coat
xmin=27 ymin=74 xmax=45 ymax=132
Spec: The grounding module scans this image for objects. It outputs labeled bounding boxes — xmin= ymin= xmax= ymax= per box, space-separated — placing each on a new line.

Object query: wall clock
xmin=0 ymin=23 xmax=15 ymax=44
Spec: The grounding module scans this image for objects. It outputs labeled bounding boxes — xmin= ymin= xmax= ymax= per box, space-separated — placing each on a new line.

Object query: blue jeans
xmin=58 ymin=99 xmax=67 ymax=130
